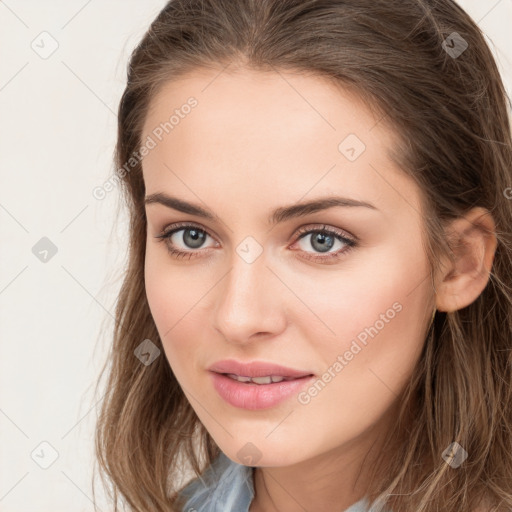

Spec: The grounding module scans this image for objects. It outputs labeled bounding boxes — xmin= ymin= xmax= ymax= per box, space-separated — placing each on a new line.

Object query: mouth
xmin=219 ymin=373 xmax=313 ymax=384
xmin=208 ymin=370 xmax=315 ymax=410
xmin=207 ymin=359 xmax=314 ymax=379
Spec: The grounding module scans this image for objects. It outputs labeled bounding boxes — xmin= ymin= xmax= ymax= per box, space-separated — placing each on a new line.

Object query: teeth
xmin=227 ymin=374 xmax=252 ymax=382
xmin=251 ymin=376 xmax=272 ymax=384
xmin=225 ymin=374 xmax=287 ymax=384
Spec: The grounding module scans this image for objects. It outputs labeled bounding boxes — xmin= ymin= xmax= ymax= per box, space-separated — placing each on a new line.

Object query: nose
xmin=212 ymin=251 xmax=287 ymax=345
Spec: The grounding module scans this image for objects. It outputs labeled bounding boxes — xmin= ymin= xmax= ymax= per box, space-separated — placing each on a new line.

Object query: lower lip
xmin=209 ymin=371 xmax=315 ymax=410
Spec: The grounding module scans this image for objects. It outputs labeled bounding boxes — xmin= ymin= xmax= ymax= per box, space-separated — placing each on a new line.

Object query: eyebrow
xmin=144 ymin=192 xmax=378 ymax=225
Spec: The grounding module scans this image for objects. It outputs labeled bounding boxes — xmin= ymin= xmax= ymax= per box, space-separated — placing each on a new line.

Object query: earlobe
xmin=434 ymin=207 xmax=497 ymax=313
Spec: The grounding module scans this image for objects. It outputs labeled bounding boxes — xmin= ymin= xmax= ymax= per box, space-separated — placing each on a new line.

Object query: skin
xmin=141 ymin=66 xmax=497 ymax=512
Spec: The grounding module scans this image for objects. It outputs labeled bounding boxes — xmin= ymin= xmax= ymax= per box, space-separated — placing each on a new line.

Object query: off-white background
xmin=0 ymin=1 xmax=511 ymax=510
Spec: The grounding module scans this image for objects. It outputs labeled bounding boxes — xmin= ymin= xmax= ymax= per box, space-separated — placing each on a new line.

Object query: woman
xmin=94 ymin=1 xmax=512 ymax=511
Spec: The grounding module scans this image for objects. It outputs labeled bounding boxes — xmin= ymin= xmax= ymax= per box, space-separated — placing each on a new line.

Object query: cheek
xmin=144 ymin=243 xmax=228 ymax=390
xmin=144 ymin=240 xmax=204 ymax=327
xmin=144 ymin=247 xmax=201 ymax=372
xmin=292 ymin=243 xmax=430 ymax=426
xmin=281 ymin=235 xmax=430 ymax=358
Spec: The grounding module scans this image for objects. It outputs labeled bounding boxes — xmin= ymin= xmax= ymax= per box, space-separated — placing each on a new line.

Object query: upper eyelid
xmin=295 ymin=223 xmax=356 ymax=242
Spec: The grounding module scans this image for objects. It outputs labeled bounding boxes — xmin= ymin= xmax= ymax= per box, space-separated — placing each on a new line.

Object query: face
xmin=141 ymin=67 xmax=435 ymax=468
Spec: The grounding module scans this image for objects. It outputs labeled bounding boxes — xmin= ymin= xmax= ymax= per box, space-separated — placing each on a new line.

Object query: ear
xmin=434 ymin=207 xmax=497 ymax=313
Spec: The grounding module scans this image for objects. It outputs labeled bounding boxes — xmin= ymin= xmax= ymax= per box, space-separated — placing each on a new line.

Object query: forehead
xmin=143 ymin=67 xmax=384 ymax=144
xmin=141 ymin=67 xmax=422 ymax=221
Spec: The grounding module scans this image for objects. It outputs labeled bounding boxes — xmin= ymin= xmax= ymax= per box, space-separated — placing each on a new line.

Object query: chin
xmin=220 ymin=441 xmax=305 ymax=468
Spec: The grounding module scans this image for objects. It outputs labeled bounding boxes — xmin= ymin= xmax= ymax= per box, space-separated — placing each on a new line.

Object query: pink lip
xmin=207 ymin=359 xmax=313 ymax=378
xmin=208 ymin=359 xmax=315 ymax=410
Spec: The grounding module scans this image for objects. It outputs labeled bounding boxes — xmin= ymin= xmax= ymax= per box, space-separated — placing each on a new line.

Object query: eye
xmin=154 ymin=222 xmax=218 ymax=260
xmin=154 ymin=222 xmax=357 ymax=263
xmin=290 ymin=224 xmax=357 ymax=263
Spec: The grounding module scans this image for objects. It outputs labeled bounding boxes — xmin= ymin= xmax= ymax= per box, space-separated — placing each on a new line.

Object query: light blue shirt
xmin=178 ymin=451 xmax=391 ymax=512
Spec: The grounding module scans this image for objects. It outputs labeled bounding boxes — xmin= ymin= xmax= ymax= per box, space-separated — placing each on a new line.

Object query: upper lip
xmin=208 ymin=359 xmax=314 ymax=378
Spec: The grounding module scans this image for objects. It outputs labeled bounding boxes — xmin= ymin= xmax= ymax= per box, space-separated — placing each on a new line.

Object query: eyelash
xmin=154 ymin=222 xmax=357 ymax=263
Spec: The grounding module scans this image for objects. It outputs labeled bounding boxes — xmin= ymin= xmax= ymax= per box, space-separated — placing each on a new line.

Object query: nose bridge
xmin=213 ymin=246 xmax=284 ymax=343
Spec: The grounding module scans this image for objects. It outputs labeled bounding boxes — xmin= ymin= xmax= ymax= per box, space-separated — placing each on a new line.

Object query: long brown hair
xmin=93 ymin=1 xmax=512 ymax=510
